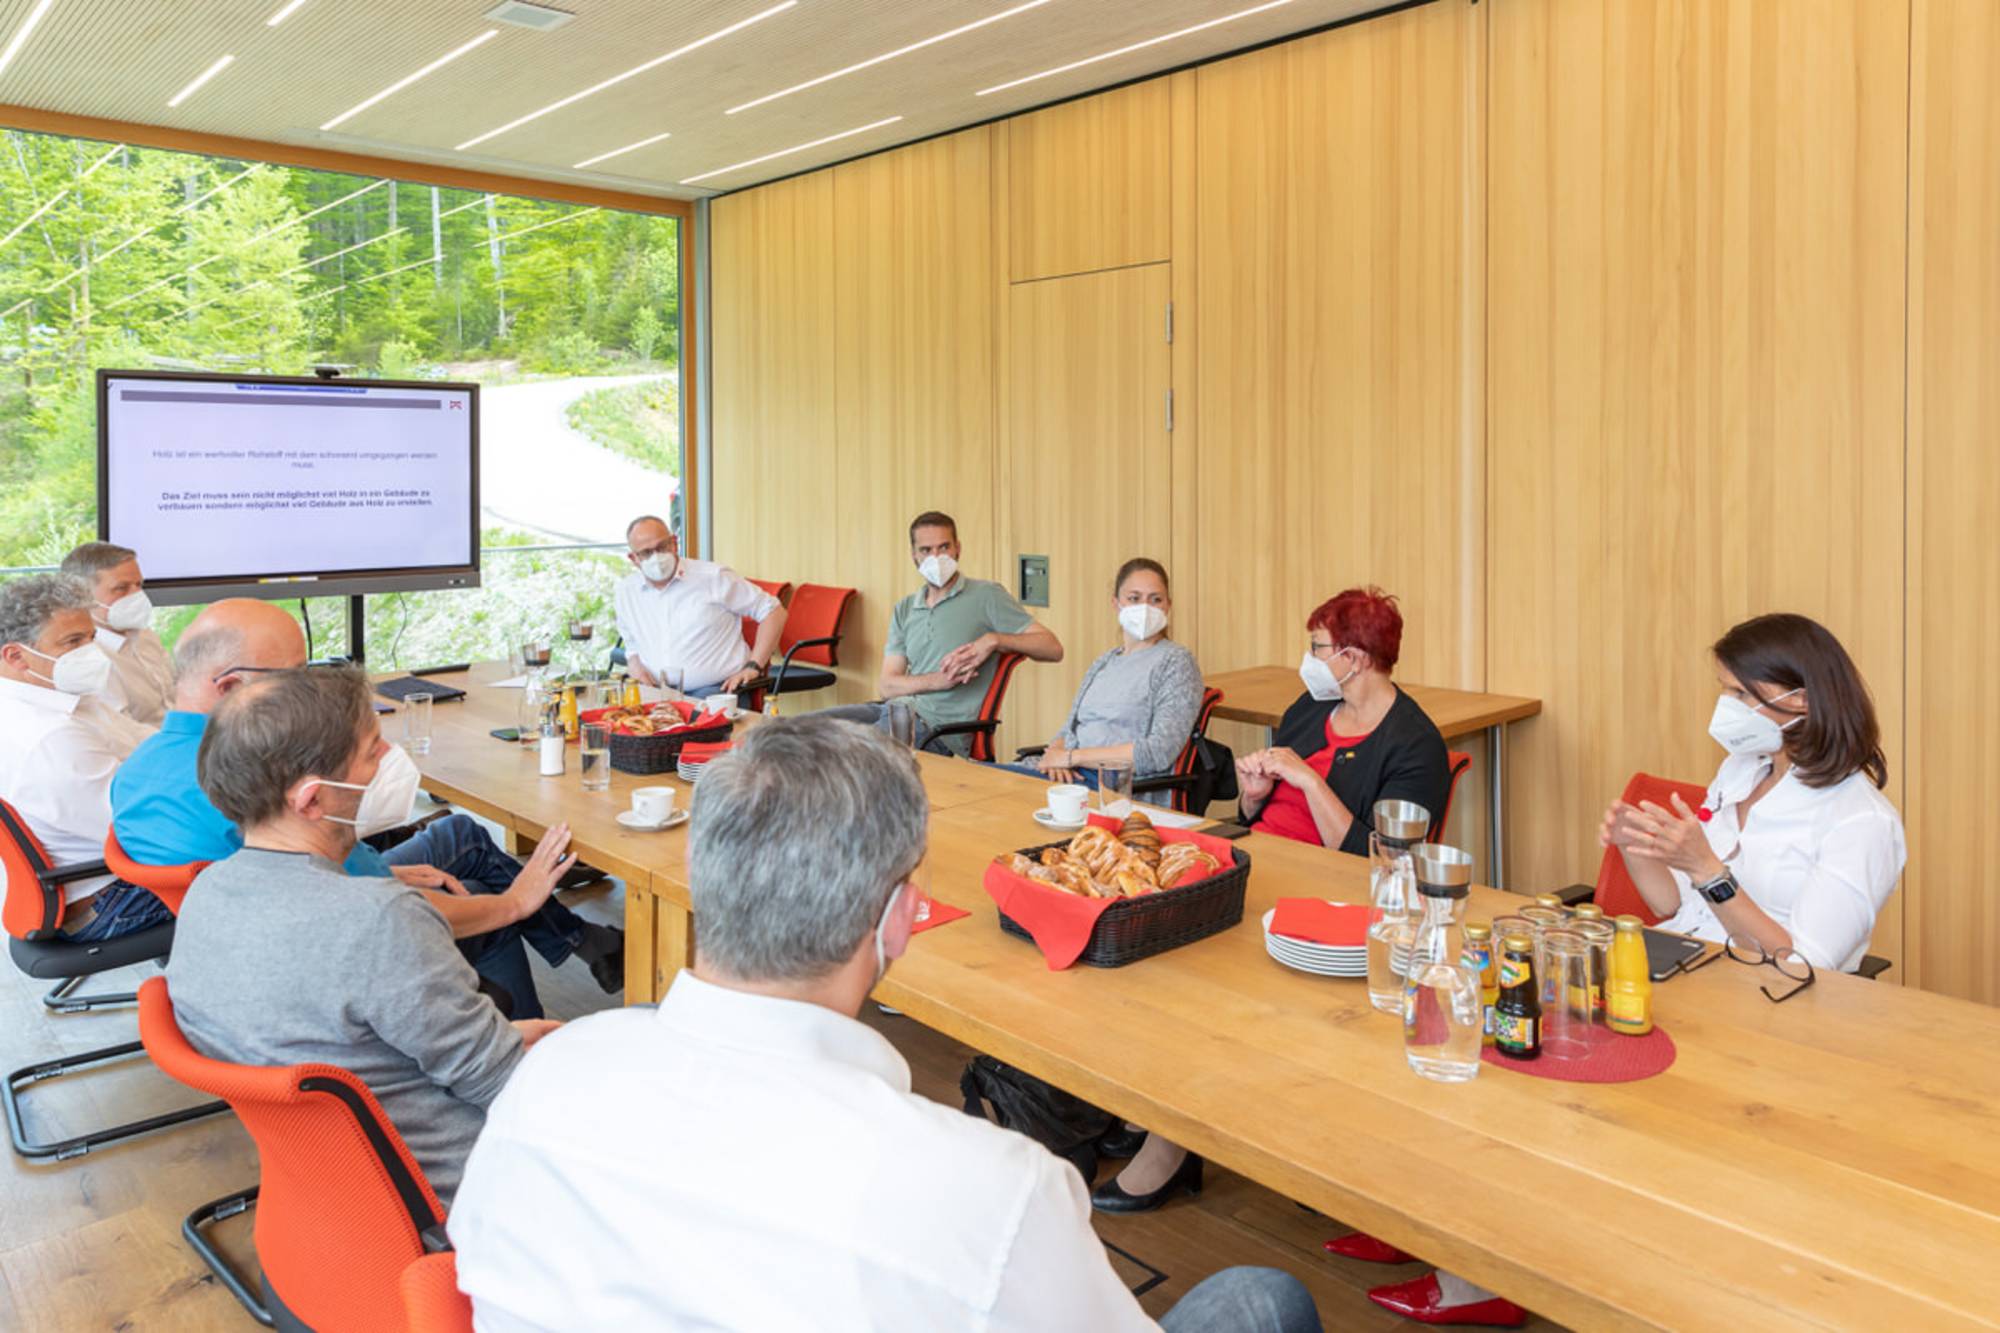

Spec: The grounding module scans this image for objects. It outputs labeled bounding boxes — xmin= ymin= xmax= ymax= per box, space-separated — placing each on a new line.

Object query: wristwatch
xmin=1693 ymin=868 xmax=1739 ymax=906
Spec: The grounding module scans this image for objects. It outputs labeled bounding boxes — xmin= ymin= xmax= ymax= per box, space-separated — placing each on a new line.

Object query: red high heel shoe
xmin=1322 ymin=1231 xmax=1416 ymax=1264
xmin=1368 ymin=1273 xmax=1526 ymax=1327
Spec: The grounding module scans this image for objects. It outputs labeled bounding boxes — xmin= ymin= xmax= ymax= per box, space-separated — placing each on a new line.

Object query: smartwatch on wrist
xmin=1694 ymin=868 xmax=1739 ymax=906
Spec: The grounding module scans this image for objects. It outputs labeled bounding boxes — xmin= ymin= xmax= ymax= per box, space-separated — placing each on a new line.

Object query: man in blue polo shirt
xmin=111 ymin=599 xmax=622 ymax=1019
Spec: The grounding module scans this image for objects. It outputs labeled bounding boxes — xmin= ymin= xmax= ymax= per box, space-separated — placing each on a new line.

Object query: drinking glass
xmin=885 ymin=704 xmax=920 ymax=749
xmin=579 ymin=723 xmax=611 ymax=792
xmin=1572 ymin=919 xmax=1616 ymax=1018
xmin=1540 ymin=929 xmax=1603 ymax=1061
xmin=1096 ymin=763 xmax=1134 ymax=816
xmin=909 ymin=859 xmax=933 ymax=925
xmin=400 ymin=692 xmax=433 ymax=756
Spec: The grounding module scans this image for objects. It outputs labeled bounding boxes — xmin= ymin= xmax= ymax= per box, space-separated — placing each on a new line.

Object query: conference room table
xmin=403 ymin=663 xmax=2000 ymax=1331
xmin=1203 ymin=666 xmax=1542 ymax=886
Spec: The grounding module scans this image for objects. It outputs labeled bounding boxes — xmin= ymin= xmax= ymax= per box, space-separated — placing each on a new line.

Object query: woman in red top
xmin=1238 ymin=587 xmax=1450 ymax=854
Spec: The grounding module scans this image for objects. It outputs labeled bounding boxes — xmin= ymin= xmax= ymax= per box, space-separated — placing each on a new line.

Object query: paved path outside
xmin=480 ymin=372 xmax=678 ymax=544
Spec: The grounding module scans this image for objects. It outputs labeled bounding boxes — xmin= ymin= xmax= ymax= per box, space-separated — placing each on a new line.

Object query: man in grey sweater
xmin=166 ymin=665 xmax=571 ymax=1203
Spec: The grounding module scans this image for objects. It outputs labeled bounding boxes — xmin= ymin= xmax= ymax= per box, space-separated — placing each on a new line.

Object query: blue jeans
xmin=1159 ymin=1267 xmax=1322 ymax=1333
xmin=992 ymin=761 xmax=1100 ymax=790
xmin=816 ymin=701 xmax=956 ymax=754
xmin=62 ymin=880 xmax=174 ymax=943
xmin=381 ymin=814 xmax=590 ymax=1021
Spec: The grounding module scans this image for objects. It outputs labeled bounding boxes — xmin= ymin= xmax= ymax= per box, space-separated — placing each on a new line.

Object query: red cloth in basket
xmin=981 ymin=813 xmax=1237 ymax=970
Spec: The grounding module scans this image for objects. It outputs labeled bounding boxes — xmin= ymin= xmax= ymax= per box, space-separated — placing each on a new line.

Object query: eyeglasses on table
xmin=1675 ymin=933 xmax=1816 ymax=1003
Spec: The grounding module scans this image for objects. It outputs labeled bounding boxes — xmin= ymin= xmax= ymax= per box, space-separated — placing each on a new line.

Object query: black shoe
xmin=557 ymin=861 xmax=612 ymax=892
xmin=1097 ymin=1125 xmax=1148 ymax=1160
xmin=1090 ymin=1153 xmax=1203 ymax=1214
xmin=573 ymin=923 xmax=625 ymax=994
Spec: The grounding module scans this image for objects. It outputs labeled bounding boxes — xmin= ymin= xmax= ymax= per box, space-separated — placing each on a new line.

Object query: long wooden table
xmin=405 ymin=663 xmax=2000 ymax=1331
xmin=1203 ymin=665 xmax=1542 ymax=886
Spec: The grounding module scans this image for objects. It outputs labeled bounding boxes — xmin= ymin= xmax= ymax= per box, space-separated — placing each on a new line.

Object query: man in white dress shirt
xmin=0 ymin=573 xmax=167 ymax=942
xmin=451 ymin=715 xmax=1322 ymax=1333
xmin=60 ymin=541 xmax=174 ymax=726
xmin=614 ymin=514 xmax=787 ymax=697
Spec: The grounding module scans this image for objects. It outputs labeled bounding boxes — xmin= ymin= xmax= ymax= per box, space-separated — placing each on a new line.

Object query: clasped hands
xmin=1601 ymin=794 xmax=1724 ymax=881
xmin=933 ymin=634 xmax=995 ymax=688
xmin=1235 ymin=746 xmax=1316 ymax=803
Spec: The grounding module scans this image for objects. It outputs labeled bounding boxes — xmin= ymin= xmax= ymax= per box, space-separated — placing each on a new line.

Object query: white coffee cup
xmin=1047 ymin=784 xmax=1088 ymax=823
xmin=632 ymin=786 xmax=677 ymax=826
xmin=704 ymin=693 xmax=738 ymax=714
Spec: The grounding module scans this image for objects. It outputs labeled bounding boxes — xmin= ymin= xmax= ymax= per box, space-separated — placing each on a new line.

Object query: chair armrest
xmin=925 ymin=719 xmax=997 ymax=741
xmin=1132 ymin=773 xmax=1198 ymax=794
xmin=1553 ymin=883 xmax=1595 ymax=907
xmin=41 ymin=858 xmax=110 ymax=888
xmin=1855 ymin=954 xmax=1893 ymax=982
xmin=1014 ymin=744 xmax=1047 ymax=761
xmin=771 ymin=636 xmax=842 ymax=693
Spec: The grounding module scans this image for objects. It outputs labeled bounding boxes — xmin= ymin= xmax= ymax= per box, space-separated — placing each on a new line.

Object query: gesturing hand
xmin=1620 ymin=794 xmax=1724 ymax=879
xmin=505 ymin=822 xmax=578 ymax=922
xmin=1262 ymin=746 xmax=1316 ymax=790
xmin=1236 ymin=751 xmax=1276 ymax=804
xmin=719 ymin=665 xmax=762 ymax=694
xmin=391 ymin=864 xmax=469 ymax=896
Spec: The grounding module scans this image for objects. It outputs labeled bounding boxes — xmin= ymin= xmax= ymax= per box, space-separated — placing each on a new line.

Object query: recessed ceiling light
xmin=0 ymin=0 xmax=55 ymax=82
xmin=727 ymin=0 xmax=1055 ymax=117
xmin=484 ymin=1 xmax=574 ymax=31
xmin=167 ymin=53 xmax=235 ymax=108
xmin=265 ymin=0 xmax=312 ymax=26
xmin=456 ymin=1 xmax=796 ymax=151
xmin=320 ymin=29 xmax=499 ymax=131
xmin=976 ymin=0 xmax=1297 ymax=97
xmin=679 ymin=115 xmax=903 ymax=187
xmin=573 ymin=130 xmax=672 ymax=170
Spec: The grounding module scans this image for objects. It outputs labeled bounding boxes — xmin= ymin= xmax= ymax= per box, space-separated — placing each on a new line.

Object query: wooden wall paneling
xmin=1168 ymin=69 xmax=1202 ymax=662
xmin=1907 ymin=0 xmax=2000 ymax=1002
xmin=1487 ymin=0 xmax=1910 ymax=951
xmin=1002 ymin=265 xmax=1176 ymax=756
xmin=709 ymin=174 xmax=837 ymax=587
xmin=830 ymin=129 xmax=999 ymax=706
xmin=1007 ymin=78 xmax=1172 ymax=283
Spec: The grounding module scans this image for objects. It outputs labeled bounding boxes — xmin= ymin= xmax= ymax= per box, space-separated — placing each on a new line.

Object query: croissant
xmin=1117 ymin=811 xmax=1162 ymax=864
xmin=1048 ymin=862 xmax=1098 ymax=898
xmin=1111 ymin=866 xmax=1158 ymax=898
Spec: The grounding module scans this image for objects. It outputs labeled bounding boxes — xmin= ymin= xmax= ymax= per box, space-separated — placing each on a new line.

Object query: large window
xmin=0 ymin=129 xmax=682 ymax=666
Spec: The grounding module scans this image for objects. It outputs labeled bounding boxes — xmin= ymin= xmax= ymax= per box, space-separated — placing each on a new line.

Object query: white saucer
xmin=616 ymin=809 xmax=688 ymax=832
xmin=1032 ymin=808 xmax=1088 ymax=832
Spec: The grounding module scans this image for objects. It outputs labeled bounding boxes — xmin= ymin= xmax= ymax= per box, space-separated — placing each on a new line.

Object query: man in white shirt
xmin=450 ymin=715 xmax=1322 ymax=1333
xmin=60 ymin=541 xmax=173 ymax=726
xmin=614 ymin=514 xmax=786 ymax=697
xmin=0 ymin=573 xmax=166 ymax=942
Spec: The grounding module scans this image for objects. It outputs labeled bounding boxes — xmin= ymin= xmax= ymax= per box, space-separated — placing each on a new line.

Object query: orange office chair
xmin=765 ymin=583 xmax=859 ymax=697
xmin=401 ymin=1252 xmax=474 ymax=1332
xmin=138 ymin=976 xmax=453 ymax=1331
xmin=1434 ymin=750 xmax=1474 ymax=842
xmin=924 ymin=652 xmax=1026 ymax=763
xmin=102 ymin=831 xmax=207 ymax=917
xmin=1555 ymin=771 xmax=1892 ymax=980
xmin=2 ymin=799 xmax=224 ymax=1161
xmin=739 ymin=578 xmax=795 ymax=653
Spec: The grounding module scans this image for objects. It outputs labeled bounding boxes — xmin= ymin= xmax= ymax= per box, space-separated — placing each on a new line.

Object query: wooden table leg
xmin=653 ymin=898 xmax=695 ymax=995
xmin=623 ymin=892 xmax=658 ymax=1003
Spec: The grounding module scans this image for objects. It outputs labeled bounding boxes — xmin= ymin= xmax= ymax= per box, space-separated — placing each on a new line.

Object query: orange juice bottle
xmin=622 ymin=675 xmax=642 ymax=709
xmin=1606 ymin=915 xmax=1653 ymax=1036
xmin=559 ymin=682 xmax=580 ymax=740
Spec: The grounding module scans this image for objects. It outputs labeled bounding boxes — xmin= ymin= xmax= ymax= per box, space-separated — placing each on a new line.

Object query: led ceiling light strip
xmin=975 ymin=0 xmax=1297 ymax=97
xmin=168 ymin=53 xmax=235 ymax=108
xmin=679 ymin=116 xmax=901 ymax=186
xmin=320 ymin=29 xmax=499 ymax=131
xmin=456 ymin=1 xmax=796 ymax=151
xmin=0 ymin=143 xmax=122 ymax=249
xmin=266 ymin=0 xmax=312 ymax=26
xmin=573 ymin=130 xmax=671 ymax=170
xmin=0 ymin=0 xmax=55 ymax=83
xmin=727 ymin=0 xmax=1054 ymax=116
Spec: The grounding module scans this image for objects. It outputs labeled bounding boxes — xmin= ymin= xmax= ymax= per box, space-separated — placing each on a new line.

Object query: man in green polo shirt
xmin=821 ymin=511 xmax=1062 ymax=755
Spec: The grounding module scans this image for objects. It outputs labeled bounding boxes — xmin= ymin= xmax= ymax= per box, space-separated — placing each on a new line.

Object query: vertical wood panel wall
xmin=709 ymin=0 xmax=1998 ymax=1000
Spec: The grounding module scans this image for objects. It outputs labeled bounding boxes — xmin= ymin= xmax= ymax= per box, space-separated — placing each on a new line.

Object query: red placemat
xmin=1270 ymin=898 xmax=1369 ymax=946
xmin=911 ymin=901 xmax=969 ymax=934
xmin=1481 ymin=1025 xmax=1676 ymax=1083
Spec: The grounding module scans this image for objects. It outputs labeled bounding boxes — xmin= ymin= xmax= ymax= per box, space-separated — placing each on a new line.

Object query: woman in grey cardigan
xmin=1008 ymin=557 xmax=1204 ymax=786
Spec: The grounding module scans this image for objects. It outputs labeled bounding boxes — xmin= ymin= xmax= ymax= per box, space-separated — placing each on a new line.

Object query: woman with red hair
xmin=1237 ymin=587 xmax=1450 ymax=853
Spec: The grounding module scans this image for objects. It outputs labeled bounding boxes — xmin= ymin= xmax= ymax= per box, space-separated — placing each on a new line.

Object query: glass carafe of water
xmin=1403 ymin=843 xmax=1482 ymax=1083
xmin=1366 ymin=800 xmax=1430 ymax=1014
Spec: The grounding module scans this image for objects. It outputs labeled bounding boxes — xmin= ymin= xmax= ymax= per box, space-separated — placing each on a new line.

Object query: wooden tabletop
xmin=1203 ymin=665 xmax=1542 ymax=738
xmin=406 ymin=663 xmax=2000 ymax=1330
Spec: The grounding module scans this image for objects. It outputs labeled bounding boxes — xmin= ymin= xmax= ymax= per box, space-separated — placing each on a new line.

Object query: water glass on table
xmin=400 ymin=692 xmax=433 ymax=756
xmin=886 ymin=705 xmax=920 ymax=749
xmin=1540 ymin=929 xmax=1603 ymax=1061
xmin=1096 ymin=763 xmax=1134 ymax=817
xmin=909 ymin=859 xmax=933 ymax=925
xmin=579 ymin=723 xmax=611 ymax=792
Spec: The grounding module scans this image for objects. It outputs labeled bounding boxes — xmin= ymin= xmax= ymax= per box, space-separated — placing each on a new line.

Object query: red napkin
xmin=910 ymin=900 xmax=970 ymax=934
xmin=676 ymin=740 xmax=735 ymax=761
xmin=982 ymin=813 xmax=1238 ymax=970
xmin=1269 ymin=898 xmax=1370 ymax=947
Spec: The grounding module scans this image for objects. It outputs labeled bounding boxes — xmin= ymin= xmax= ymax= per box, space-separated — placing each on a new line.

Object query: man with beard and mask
xmin=821 ymin=510 xmax=1063 ymax=754
xmin=112 ymin=599 xmax=624 ymax=1019
xmin=166 ymin=665 xmax=566 ymax=1205
xmin=0 ymin=573 xmax=161 ymax=942
xmin=449 ymin=715 xmax=1323 ymax=1333
xmin=614 ymin=514 xmax=786 ymax=698
xmin=59 ymin=541 xmax=174 ymax=726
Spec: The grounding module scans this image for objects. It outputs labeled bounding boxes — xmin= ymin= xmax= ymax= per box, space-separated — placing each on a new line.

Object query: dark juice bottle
xmin=1493 ymin=933 xmax=1541 ymax=1060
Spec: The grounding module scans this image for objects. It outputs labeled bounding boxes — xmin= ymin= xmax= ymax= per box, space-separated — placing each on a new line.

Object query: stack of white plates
xmin=676 ymin=755 xmax=714 ymax=783
xmin=1261 ymin=908 xmax=1368 ymax=977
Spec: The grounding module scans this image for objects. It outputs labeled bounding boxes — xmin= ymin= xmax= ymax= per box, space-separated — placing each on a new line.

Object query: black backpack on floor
xmin=960 ymin=1055 xmax=1114 ymax=1182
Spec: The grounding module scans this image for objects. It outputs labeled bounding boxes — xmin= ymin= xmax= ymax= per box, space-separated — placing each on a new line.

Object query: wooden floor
xmin=1 ymin=874 xmax=1563 ymax=1331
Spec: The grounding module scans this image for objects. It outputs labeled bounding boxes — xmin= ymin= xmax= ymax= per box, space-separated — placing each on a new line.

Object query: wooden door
xmin=1001 ymin=264 xmax=1174 ymax=760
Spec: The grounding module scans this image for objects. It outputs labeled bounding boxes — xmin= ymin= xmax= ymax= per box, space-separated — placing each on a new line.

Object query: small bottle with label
xmin=1492 ymin=933 xmax=1541 ymax=1059
xmin=1462 ymin=921 xmax=1498 ymax=1046
xmin=1606 ymin=915 xmax=1655 ymax=1036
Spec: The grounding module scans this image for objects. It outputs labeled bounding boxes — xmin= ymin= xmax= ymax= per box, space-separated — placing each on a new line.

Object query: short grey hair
xmin=688 ymin=715 xmax=928 ymax=983
xmin=173 ymin=624 xmax=246 ymax=687
xmin=198 ymin=666 xmax=373 ymax=828
xmin=0 ymin=573 xmax=93 ymax=650
xmin=59 ymin=541 xmax=137 ymax=581
xmin=625 ymin=514 xmax=669 ymax=543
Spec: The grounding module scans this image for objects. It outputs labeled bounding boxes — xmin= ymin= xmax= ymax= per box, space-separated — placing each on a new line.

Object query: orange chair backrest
xmin=102 ymin=832 xmax=206 ymax=917
xmin=1436 ymin=750 xmax=1474 ymax=841
xmin=967 ymin=652 xmax=1027 ymax=763
xmin=1 ymin=798 xmax=64 ymax=940
xmin=1594 ymin=772 xmax=1710 ymax=923
xmin=401 ymin=1252 xmax=474 ymax=1333
xmin=782 ymin=584 xmax=858 ymax=668
xmin=1160 ymin=688 xmax=1227 ymax=811
xmin=740 ymin=579 xmax=794 ymax=650
xmin=137 ymin=977 xmax=447 ymax=1332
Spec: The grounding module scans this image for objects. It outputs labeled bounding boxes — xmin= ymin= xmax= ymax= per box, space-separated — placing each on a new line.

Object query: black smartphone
xmin=489 ymin=727 xmax=520 ymax=742
xmin=1643 ymin=928 xmax=1708 ymax=981
xmin=1195 ymin=821 xmax=1252 ymax=840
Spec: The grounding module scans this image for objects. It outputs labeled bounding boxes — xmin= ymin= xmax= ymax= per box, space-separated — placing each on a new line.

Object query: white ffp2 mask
xmin=1118 ymin=604 xmax=1168 ymax=641
xmin=24 ymin=641 xmax=114 ymax=696
xmin=98 ymin=590 xmax=153 ymax=632
xmin=1707 ymin=688 xmax=1804 ymax=757
xmin=918 ymin=553 xmax=958 ymax=589
xmin=300 ymin=743 xmax=422 ymax=836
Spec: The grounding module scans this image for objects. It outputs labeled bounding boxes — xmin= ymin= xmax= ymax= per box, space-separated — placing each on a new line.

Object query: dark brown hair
xmin=907 ymin=511 xmax=957 ymax=544
xmin=198 ymin=666 xmax=375 ymax=827
xmin=1712 ymin=614 xmax=1886 ymax=789
xmin=1112 ymin=557 xmax=1169 ymax=597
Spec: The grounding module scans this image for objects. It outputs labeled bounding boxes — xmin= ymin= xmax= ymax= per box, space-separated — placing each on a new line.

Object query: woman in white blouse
xmin=1352 ymin=613 xmax=1908 ymax=1330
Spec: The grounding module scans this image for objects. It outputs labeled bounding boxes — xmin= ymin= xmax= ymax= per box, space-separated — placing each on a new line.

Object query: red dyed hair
xmin=1307 ymin=587 xmax=1403 ymax=673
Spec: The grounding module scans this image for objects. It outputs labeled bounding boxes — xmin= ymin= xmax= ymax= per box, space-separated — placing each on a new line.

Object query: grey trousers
xmin=815 ymin=700 xmax=956 ymax=755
